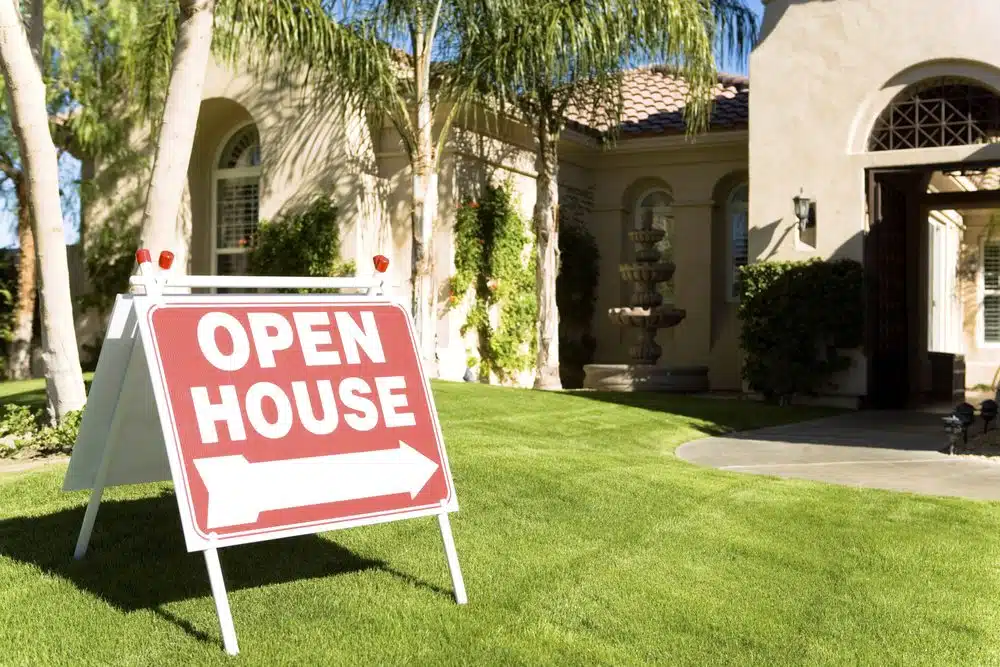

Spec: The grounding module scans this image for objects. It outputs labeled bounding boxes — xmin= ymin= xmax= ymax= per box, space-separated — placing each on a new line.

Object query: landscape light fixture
xmin=793 ymin=189 xmax=813 ymax=232
xmin=982 ymin=399 xmax=998 ymax=433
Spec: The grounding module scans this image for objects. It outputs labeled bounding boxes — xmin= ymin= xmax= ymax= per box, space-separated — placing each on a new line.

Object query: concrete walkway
xmin=0 ymin=455 xmax=68 ymax=476
xmin=676 ymin=410 xmax=1000 ymax=501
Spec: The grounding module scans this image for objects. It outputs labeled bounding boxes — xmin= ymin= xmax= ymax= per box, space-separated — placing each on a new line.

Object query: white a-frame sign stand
xmin=63 ymin=249 xmax=467 ymax=656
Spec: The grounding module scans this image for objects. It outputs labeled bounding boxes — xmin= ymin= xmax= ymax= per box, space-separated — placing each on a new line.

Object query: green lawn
xmin=1 ymin=381 xmax=999 ymax=666
xmin=0 ymin=373 xmax=95 ymax=411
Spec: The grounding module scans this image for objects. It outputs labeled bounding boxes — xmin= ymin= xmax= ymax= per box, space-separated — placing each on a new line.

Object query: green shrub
xmin=32 ymin=409 xmax=84 ymax=455
xmin=0 ymin=404 xmax=38 ymax=439
xmin=0 ymin=252 xmax=20 ymax=376
xmin=248 ymin=197 xmax=355 ymax=292
xmin=738 ymin=258 xmax=864 ymax=402
xmin=450 ymin=182 xmax=537 ymax=383
xmin=557 ymin=222 xmax=600 ymax=388
xmin=0 ymin=404 xmax=84 ymax=458
xmin=80 ymin=214 xmax=140 ymax=315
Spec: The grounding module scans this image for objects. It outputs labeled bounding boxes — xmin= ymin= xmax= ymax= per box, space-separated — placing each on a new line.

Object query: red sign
xmin=142 ymin=298 xmax=455 ymax=549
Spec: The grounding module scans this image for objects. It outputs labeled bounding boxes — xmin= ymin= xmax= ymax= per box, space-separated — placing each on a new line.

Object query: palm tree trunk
xmin=533 ymin=116 xmax=562 ymax=390
xmin=138 ymin=0 xmax=215 ymax=274
xmin=7 ymin=176 xmax=35 ymax=380
xmin=410 ymin=18 xmax=437 ymax=369
xmin=0 ymin=0 xmax=87 ymax=418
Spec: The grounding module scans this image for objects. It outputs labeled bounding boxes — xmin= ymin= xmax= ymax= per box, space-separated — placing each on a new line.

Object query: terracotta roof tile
xmin=564 ymin=66 xmax=749 ymax=138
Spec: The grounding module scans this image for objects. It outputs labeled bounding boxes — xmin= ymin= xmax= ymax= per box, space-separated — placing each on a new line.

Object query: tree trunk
xmin=411 ymin=161 xmax=437 ymax=369
xmin=410 ymin=19 xmax=437 ymax=370
xmin=137 ymin=0 xmax=215 ymax=274
xmin=532 ymin=117 xmax=562 ymax=390
xmin=7 ymin=176 xmax=35 ymax=380
xmin=0 ymin=0 xmax=87 ymax=419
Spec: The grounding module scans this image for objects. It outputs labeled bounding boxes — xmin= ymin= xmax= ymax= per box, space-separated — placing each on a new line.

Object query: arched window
xmin=634 ymin=189 xmax=674 ymax=303
xmin=868 ymin=77 xmax=1000 ymax=151
xmin=726 ymin=183 xmax=749 ymax=301
xmin=213 ymin=123 xmax=261 ymax=276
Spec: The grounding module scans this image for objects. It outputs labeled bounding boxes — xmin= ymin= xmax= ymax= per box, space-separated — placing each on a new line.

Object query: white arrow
xmin=191 ymin=441 xmax=440 ymax=529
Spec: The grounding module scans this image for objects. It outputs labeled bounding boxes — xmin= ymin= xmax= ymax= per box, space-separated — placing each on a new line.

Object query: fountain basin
xmin=628 ymin=229 xmax=666 ymax=244
xmin=608 ymin=307 xmax=686 ymax=329
xmin=582 ymin=364 xmax=710 ymax=392
xmin=619 ymin=263 xmax=675 ymax=283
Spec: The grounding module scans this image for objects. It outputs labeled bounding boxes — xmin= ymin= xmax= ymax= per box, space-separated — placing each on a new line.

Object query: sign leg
xmin=203 ymin=547 xmax=240 ymax=656
xmin=73 ymin=486 xmax=107 ymax=560
xmin=73 ymin=409 xmax=124 ymax=560
xmin=73 ymin=332 xmax=138 ymax=560
xmin=436 ymin=512 xmax=467 ymax=605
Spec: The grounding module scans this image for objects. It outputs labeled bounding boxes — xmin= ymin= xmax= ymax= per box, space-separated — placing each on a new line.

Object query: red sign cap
xmin=159 ymin=250 xmax=175 ymax=270
xmin=373 ymin=255 xmax=389 ymax=273
xmin=136 ymin=248 xmax=151 ymax=265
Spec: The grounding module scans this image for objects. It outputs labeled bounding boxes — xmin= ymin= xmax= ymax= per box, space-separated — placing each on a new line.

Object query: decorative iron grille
xmin=869 ymin=78 xmax=1000 ymax=151
xmin=216 ymin=177 xmax=260 ymax=250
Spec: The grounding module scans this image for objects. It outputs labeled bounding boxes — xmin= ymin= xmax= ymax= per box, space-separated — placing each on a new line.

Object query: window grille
xmin=869 ymin=78 xmax=1000 ymax=151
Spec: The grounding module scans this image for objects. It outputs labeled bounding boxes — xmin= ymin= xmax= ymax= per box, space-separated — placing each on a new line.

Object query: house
xmin=83 ymin=0 xmax=1000 ymax=408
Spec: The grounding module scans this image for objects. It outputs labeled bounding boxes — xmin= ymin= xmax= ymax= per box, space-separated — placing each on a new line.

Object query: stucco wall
xmin=751 ymin=0 xmax=1000 ymax=399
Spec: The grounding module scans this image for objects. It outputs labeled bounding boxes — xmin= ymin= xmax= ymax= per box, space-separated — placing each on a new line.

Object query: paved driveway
xmin=676 ymin=410 xmax=1000 ymax=501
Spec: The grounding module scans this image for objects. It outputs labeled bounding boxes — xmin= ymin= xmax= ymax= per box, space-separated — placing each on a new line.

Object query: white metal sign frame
xmin=64 ymin=250 xmax=467 ymax=657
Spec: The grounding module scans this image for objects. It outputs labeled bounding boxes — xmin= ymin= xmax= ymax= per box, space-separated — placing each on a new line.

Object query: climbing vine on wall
xmin=450 ymin=182 xmax=537 ymax=382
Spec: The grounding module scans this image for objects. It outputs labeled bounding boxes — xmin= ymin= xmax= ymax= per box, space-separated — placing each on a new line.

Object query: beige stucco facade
xmin=83 ymin=52 xmax=752 ymax=390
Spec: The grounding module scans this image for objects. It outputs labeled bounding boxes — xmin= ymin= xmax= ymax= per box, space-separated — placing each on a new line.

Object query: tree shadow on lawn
xmin=564 ymin=390 xmax=843 ymax=434
xmin=0 ymin=379 xmax=94 ymax=411
xmin=566 ymin=391 xmax=954 ymax=453
xmin=0 ymin=490 xmax=450 ymax=647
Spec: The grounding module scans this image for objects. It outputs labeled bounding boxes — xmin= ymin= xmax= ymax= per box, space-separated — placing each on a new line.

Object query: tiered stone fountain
xmin=582 ymin=212 xmax=709 ymax=392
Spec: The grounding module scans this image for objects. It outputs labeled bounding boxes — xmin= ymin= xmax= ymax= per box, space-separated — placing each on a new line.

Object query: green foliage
xmin=247 ymin=197 xmax=355 ymax=293
xmin=0 ymin=404 xmax=37 ymax=440
xmin=557 ymin=222 xmax=600 ymax=389
xmin=31 ymin=409 xmax=84 ymax=455
xmin=0 ymin=404 xmax=82 ymax=457
xmin=0 ymin=253 xmax=19 ymax=376
xmin=79 ymin=214 xmax=141 ymax=315
xmin=738 ymin=259 xmax=865 ymax=403
xmin=451 ymin=182 xmax=537 ymax=383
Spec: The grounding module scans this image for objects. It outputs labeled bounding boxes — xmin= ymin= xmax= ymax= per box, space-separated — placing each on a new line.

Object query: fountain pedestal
xmin=583 ymin=225 xmax=709 ymax=392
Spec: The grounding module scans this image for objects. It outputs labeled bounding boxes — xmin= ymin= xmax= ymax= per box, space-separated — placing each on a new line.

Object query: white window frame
xmin=210 ymin=122 xmax=262 ymax=278
xmin=633 ymin=187 xmax=675 ymax=304
xmin=726 ymin=182 xmax=749 ymax=303
xmin=979 ymin=235 xmax=1000 ymax=347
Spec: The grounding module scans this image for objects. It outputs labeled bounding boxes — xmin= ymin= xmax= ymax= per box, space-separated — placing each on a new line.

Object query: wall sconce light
xmin=793 ymin=190 xmax=814 ymax=232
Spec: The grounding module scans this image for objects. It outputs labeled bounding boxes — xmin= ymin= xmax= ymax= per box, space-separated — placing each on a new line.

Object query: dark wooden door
xmin=865 ymin=172 xmax=913 ymax=409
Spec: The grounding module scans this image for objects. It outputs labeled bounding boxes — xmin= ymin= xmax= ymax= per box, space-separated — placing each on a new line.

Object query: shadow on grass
xmin=565 ymin=390 xmax=964 ymax=454
xmin=564 ymin=390 xmax=844 ymax=436
xmin=0 ymin=491 xmax=451 ymax=647
xmin=0 ymin=380 xmax=95 ymax=411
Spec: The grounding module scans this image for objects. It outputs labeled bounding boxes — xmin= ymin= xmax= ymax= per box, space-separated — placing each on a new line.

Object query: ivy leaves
xmin=451 ymin=181 xmax=536 ymax=382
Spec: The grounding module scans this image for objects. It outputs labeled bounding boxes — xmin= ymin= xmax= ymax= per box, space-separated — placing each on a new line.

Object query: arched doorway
xmin=864 ymin=77 xmax=1000 ymax=408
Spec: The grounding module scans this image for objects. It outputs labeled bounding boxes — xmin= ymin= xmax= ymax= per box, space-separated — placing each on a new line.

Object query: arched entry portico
xmin=863 ymin=74 xmax=1000 ymax=408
